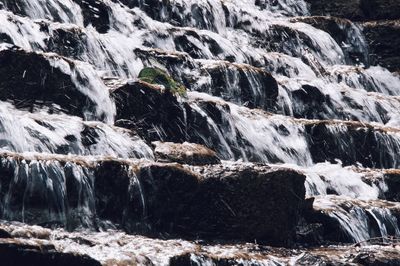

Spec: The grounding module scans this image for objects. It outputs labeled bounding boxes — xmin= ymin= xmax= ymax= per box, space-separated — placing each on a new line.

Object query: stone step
xmin=0 ymin=46 xmax=114 ymax=122
xmin=0 ymin=152 xmax=306 ymax=246
xmin=1 ymin=221 xmax=400 ymax=265
xmin=112 ymin=81 xmax=400 ymax=167
xmin=305 ymin=195 xmax=400 ymax=244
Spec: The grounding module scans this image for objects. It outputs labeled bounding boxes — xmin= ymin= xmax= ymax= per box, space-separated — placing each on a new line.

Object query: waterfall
xmin=0 ymin=0 xmax=400 ymax=264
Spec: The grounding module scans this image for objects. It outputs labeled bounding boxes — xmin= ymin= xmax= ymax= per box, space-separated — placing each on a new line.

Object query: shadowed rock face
xmin=0 ymin=239 xmax=101 ymax=266
xmin=201 ymin=62 xmax=279 ymax=110
xmin=112 ymin=81 xmax=188 ymax=142
xmin=306 ymin=0 xmax=400 ymax=21
xmin=304 ymin=122 xmax=400 ymax=169
xmin=293 ymin=16 xmax=369 ymax=65
xmin=363 ymin=20 xmax=400 ymax=72
xmin=0 ymin=48 xmax=101 ymax=119
xmin=74 ymin=0 xmax=111 ymax=33
xmin=0 ymin=153 xmax=306 ymax=247
xmin=305 ymin=0 xmax=400 ymax=72
xmin=97 ymin=161 xmax=306 ymax=246
xmin=44 ymin=26 xmax=87 ymax=59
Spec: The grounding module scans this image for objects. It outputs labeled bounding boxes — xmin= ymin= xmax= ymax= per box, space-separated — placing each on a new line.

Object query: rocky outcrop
xmin=2 ymin=221 xmax=400 ymax=265
xmin=152 ymin=141 xmax=220 ymax=165
xmin=44 ymin=24 xmax=87 ymax=59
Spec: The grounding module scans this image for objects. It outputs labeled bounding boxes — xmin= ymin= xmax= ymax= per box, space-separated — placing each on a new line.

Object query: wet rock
xmin=304 ymin=121 xmax=400 ymax=168
xmin=0 ymin=238 xmax=101 ymax=266
xmin=0 ymin=0 xmax=79 ymax=23
xmin=352 ymin=251 xmax=400 ymax=265
xmin=293 ymin=16 xmax=368 ymax=65
xmin=96 ymin=160 xmax=307 ymax=246
xmin=306 ymin=0 xmax=400 ymax=21
xmin=363 ymin=20 xmax=400 ymax=72
xmin=199 ymin=61 xmax=279 ymax=110
xmin=307 ymin=196 xmax=400 ymax=244
xmin=0 ymin=153 xmax=307 ymax=247
xmin=116 ymin=0 xmax=219 ymax=31
xmin=134 ymin=48 xmax=197 ymax=88
xmin=291 ymin=84 xmax=333 ymax=119
xmin=0 ymin=1 xmax=26 ymax=16
xmin=45 ymin=25 xmax=87 ymax=59
xmin=171 ymin=28 xmax=228 ymax=60
xmin=0 ymin=47 xmax=101 ymax=119
xmin=152 ymin=141 xmax=221 ymax=165
xmin=112 ymin=80 xmax=188 ymax=142
xmin=382 ymin=171 xmax=400 ymax=202
xmin=74 ymin=0 xmax=111 ymax=33
xmin=184 ymin=163 xmax=306 ymax=246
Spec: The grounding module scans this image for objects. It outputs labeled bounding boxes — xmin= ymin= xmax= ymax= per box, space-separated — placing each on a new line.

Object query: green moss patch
xmin=138 ymin=67 xmax=186 ymax=96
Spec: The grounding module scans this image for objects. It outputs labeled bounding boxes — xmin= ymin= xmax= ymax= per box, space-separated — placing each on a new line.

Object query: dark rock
xmin=200 ymin=62 xmax=279 ymax=110
xmin=382 ymin=171 xmax=400 ymax=202
xmin=112 ymin=80 xmax=188 ymax=142
xmin=124 ymin=162 xmax=306 ymax=246
xmin=293 ymin=16 xmax=368 ymax=65
xmin=363 ymin=20 xmax=400 ymax=72
xmin=45 ymin=26 xmax=87 ymax=59
xmin=305 ymin=0 xmax=400 ymax=21
xmin=0 ymin=0 xmax=26 ymax=16
xmin=0 ymin=239 xmax=101 ymax=266
xmin=74 ymin=0 xmax=111 ymax=33
xmin=184 ymin=164 xmax=306 ymax=246
xmin=306 ymin=196 xmax=400 ymax=244
xmin=0 ymin=47 xmax=102 ymax=119
xmin=116 ymin=0 xmax=219 ymax=31
xmin=291 ymin=84 xmax=333 ymax=119
xmin=0 ymin=153 xmax=307 ymax=247
xmin=352 ymin=251 xmax=400 ymax=265
xmin=153 ymin=141 xmax=221 ymax=165
xmin=305 ymin=121 xmax=400 ymax=168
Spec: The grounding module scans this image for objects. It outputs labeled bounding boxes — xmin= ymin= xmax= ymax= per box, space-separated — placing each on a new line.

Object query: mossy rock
xmin=138 ymin=67 xmax=186 ymax=96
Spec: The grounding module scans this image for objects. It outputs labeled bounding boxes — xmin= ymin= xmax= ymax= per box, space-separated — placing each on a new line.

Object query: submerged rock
xmin=2 ymin=221 xmax=400 ymax=265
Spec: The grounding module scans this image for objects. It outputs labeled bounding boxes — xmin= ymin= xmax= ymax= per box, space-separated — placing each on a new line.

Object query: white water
xmin=0 ymin=0 xmax=400 ymax=256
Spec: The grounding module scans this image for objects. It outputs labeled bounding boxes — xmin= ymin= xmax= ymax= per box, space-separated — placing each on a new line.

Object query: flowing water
xmin=0 ymin=0 xmax=400 ymax=264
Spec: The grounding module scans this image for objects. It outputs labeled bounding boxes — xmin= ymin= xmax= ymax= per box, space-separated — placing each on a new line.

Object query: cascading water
xmin=0 ymin=0 xmax=400 ymax=264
